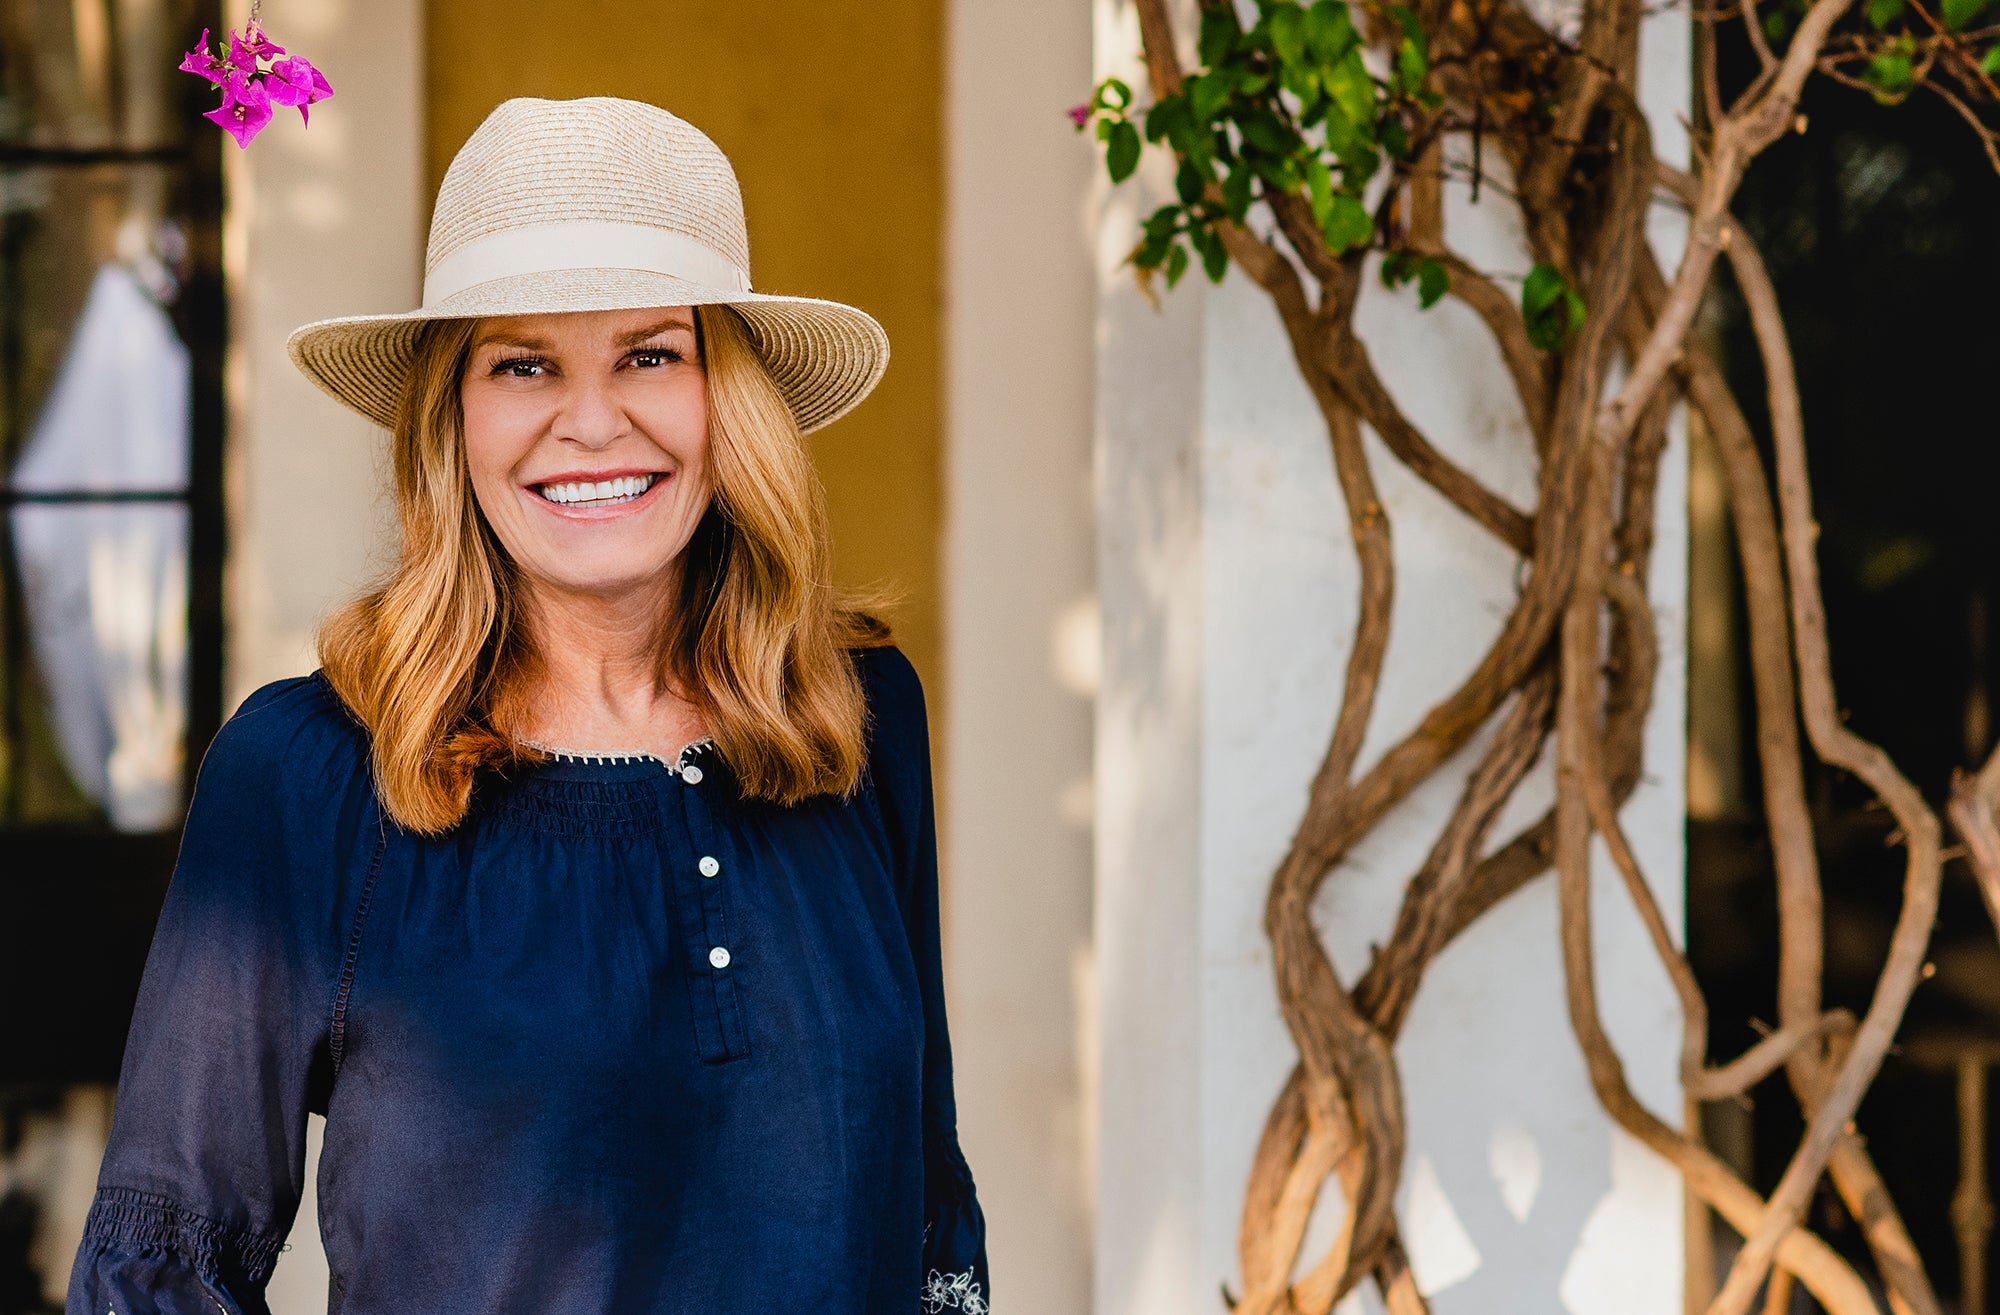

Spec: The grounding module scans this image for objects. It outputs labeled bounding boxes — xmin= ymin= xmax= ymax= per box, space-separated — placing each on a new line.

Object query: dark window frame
xmin=0 ymin=0 xmax=226 ymax=1083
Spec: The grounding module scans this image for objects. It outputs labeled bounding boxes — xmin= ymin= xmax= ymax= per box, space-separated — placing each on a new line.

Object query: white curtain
xmin=9 ymin=261 xmax=191 ymax=832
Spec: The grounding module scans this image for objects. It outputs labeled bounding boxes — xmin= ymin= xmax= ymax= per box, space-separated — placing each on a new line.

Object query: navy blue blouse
xmin=66 ymin=645 xmax=989 ymax=1315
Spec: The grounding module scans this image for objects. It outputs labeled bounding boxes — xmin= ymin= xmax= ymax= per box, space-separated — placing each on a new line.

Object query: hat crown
xmin=424 ymin=97 xmax=752 ymax=283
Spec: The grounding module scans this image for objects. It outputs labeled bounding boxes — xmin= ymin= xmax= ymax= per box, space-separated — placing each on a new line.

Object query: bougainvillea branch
xmin=180 ymin=5 xmax=332 ymax=148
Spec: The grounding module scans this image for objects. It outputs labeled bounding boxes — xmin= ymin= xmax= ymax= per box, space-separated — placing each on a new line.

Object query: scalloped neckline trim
xmin=522 ymin=735 xmax=715 ymax=775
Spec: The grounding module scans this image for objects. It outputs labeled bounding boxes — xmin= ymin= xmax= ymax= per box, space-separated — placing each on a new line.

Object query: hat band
xmin=422 ymin=221 xmax=752 ymax=307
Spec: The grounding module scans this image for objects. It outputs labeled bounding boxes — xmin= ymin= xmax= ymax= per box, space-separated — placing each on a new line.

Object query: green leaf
xmin=1865 ymin=49 xmax=1915 ymax=95
xmin=1107 ymin=120 xmax=1142 ymax=182
xmin=1322 ymin=97 xmax=1360 ymax=156
xmin=1337 ymin=143 xmax=1381 ymax=189
xmin=1200 ymin=233 xmax=1229 ymax=283
xmin=1380 ymin=250 xmax=1415 ymax=287
xmin=1183 ymin=123 xmax=1218 ymax=169
xmin=1306 ymin=156 xmax=1335 ymax=227
xmin=1176 ymin=159 xmax=1206 ymax=205
xmin=1387 ymin=4 xmax=1428 ymax=52
xmin=1222 ymin=162 xmax=1255 ymax=221
xmin=1944 ymin=0 xmax=1990 ymax=29
xmin=1522 ymin=263 xmax=1583 ymax=351
xmin=1269 ymin=2 xmax=1308 ymax=72
xmin=1322 ymin=192 xmax=1373 ymax=251
xmin=1189 ymin=71 xmax=1233 ymax=125
xmin=1982 ymin=44 xmax=2000 ymax=75
xmin=1417 ymin=257 xmax=1450 ymax=309
xmin=1865 ymin=0 xmax=1905 ymax=27
xmin=1325 ymin=51 xmax=1378 ymax=133
xmin=1099 ymin=77 xmax=1132 ymax=112
xmin=1199 ymin=7 xmax=1241 ymax=65
xmin=1397 ymin=37 xmax=1428 ymax=93
xmin=1763 ymin=7 xmax=1791 ymax=39
xmin=1306 ymin=0 xmax=1358 ymax=63
xmin=1238 ymin=108 xmax=1294 ymax=154
xmin=1190 ymin=225 xmax=1229 ymax=283
xmin=1145 ymin=95 xmax=1188 ymax=145
xmin=1251 ymin=152 xmax=1301 ymax=190
xmin=1381 ymin=118 xmax=1410 ymax=159
xmin=1521 ymin=263 xmax=1563 ymax=313
xmin=1279 ymin=59 xmax=1319 ymax=103
xmin=1142 ymin=204 xmax=1181 ymax=242
xmin=1166 ymin=241 xmax=1190 ymax=288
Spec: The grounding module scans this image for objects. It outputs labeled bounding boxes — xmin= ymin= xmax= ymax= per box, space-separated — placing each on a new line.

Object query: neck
xmin=512 ymin=568 xmax=709 ymax=756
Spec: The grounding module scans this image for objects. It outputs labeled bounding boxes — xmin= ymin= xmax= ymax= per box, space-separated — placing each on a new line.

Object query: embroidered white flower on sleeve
xmin=922 ymin=1267 xmax=987 ymax=1314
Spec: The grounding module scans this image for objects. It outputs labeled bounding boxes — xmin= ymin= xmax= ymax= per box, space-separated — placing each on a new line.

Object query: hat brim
xmin=285 ymin=267 xmax=890 ymax=434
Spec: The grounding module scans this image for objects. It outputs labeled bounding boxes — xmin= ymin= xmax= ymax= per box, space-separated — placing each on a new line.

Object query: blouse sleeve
xmin=859 ymin=647 xmax=992 ymax=1315
xmin=66 ymin=677 xmax=369 ymax=1315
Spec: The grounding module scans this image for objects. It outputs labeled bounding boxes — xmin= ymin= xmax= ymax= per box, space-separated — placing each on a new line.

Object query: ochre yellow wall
xmin=424 ymin=1 xmax=943 ymax=697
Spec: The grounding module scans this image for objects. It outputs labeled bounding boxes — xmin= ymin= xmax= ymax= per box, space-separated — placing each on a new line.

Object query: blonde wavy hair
xmin=318 ymin=305 xmax=888 ymax=834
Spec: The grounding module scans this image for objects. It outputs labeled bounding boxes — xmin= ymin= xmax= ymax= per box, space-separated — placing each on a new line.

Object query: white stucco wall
xmin=943 ymin=1 xmax=1100 ymax=1311
xmin=1094 ymin=1 xmax=1691 ymax=1310
xmin=221 ymin=0 xmax=424 ymax=1307
xmin=224 ymin=0 xmax=420 ymax=706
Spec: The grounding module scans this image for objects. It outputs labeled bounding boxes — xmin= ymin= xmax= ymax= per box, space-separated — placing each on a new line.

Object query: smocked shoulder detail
xmin=82 ymin=1186 xmax=286 ymax=1284
xmin=483 ymin=777 xmax=674 ymax=837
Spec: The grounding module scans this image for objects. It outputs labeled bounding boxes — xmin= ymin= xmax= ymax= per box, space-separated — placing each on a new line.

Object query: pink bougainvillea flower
xmin=236 ymin=23 xmax=285 ymax=61
xmin=203 ymin=72 xmax=274 ymax=148
xmin=177 ymin=28 xmax=231 ymax=84
xmin=181 ymin=21 xmax=330 ymax=144
xmin=266 ymin=55 xmax=334 ymax=124
xmin=1067 ymin=102 xmax=1093 ymax=128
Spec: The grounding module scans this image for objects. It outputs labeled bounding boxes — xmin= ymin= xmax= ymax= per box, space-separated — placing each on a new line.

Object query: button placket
xmin=676 ymin=783 xmax=750 ymax=1062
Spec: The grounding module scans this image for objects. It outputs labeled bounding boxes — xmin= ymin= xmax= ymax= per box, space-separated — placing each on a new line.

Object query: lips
xmin=532 ymin=472 xmax=664 ymax=508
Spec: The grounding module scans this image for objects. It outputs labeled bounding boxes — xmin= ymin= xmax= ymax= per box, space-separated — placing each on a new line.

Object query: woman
xmin=67 ymin=96 xmax=989 ymax=1315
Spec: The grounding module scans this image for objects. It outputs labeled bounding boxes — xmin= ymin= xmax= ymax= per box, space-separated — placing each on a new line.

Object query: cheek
xmin=683 ymin=422 xmax=714 ymax=496
xmin=459 ymin=389 xmax=534 ymax=500
xmin=638 ymin=376 xmax=713 ymax=480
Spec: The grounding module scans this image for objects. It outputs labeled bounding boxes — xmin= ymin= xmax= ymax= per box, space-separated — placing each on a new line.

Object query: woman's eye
xmin=492 ymin=357 xmax=546 ymax=379
xmin=629 ymin=348 xmax=685 ymax=368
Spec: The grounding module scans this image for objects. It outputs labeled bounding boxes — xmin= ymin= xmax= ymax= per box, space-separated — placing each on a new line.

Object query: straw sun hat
xmin=286 ymin=96 xmax=889 ymax=434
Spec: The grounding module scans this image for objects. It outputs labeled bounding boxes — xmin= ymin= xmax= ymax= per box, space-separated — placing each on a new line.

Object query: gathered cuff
xmin=921 ymin=1135 xmax=989 ymax=1315
xmin=81 ymin=1186 xmax=286 ymax=1287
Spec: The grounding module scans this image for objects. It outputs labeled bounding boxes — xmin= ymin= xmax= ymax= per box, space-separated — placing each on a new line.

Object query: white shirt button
xmin=681 ymin=764 xmax=704 ymax=785
xmin=698 ymin=855 xmax=721 ymax=878
xmin=709 ymin=945 xmax=732 ymax=969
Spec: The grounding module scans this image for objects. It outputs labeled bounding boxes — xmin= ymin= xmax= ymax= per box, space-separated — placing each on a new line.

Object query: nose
xmin=551 ymin=373 xmax=630 ymax=449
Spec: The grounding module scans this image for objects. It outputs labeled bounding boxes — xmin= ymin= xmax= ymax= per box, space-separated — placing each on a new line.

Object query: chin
xmin=522 ymin=556 xmax=682 ymax=600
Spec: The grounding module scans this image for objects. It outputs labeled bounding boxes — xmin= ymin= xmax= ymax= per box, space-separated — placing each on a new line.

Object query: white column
xmin=222 ymin=1 xmax=422 ymax=1308
xmin=226 ymin=0 xmax=422 ymax=707
xmin=943 ymin=0 xmax=1099 ymax=1309
xmin=1093 ymin=3 xmax=1690 ymax=1311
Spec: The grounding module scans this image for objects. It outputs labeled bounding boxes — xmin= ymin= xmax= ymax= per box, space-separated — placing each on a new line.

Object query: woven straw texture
xmin=286 ymin=97 xmax=889 ymax=434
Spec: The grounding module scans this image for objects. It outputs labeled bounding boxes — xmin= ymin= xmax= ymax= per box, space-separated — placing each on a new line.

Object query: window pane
xmin=0 ymin=0 xmax=203 ymax=831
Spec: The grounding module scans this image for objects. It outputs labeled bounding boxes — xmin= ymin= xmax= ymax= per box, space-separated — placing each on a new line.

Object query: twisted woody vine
xmin=1077 ymin=0 xmax=2000 ymax=1311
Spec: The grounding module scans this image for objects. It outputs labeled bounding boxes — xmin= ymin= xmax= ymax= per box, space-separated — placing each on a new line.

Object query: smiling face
xmin=458 ymin=306 xmax=713 ymax=606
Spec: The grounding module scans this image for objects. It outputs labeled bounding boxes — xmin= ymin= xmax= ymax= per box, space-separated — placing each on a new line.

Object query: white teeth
xmin=536 ymin=474 xmax=661 ymax=506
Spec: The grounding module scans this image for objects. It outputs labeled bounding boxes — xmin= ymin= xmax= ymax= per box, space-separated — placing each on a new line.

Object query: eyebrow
xmin=618 ymin=318 xmax=697 ymax=347
xmin=471 ymin=319 xmax=696 ymax=353
xmin=472 ymin=331 xmax=550 ymax=352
